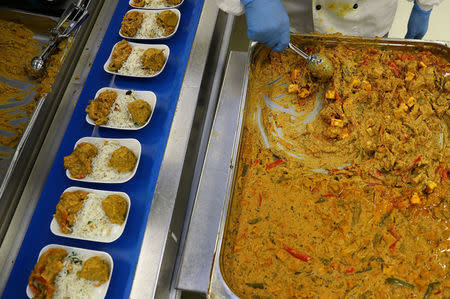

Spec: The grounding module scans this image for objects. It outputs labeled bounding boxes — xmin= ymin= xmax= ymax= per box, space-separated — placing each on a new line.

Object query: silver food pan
xmin=208 ymin=34 xmax=450 ymax=298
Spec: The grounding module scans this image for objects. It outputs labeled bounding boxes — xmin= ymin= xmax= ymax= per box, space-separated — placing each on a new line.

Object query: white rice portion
xmin=137 ymin=0 xmax=177 ymax=8
xmin=71 ymin=192 xmax=122 ymax=238
xmin=118 ymin=48 xmax=163 ymax=76
xmin=106 ymin=92 xmax=141 ymax=128
xmin=135 ymin=12 xmax=165 ymax=39
xmin=52 ymin=253 xmax=97 ymax=299
xmin=84 ymin=141 xmax=134 ymax=181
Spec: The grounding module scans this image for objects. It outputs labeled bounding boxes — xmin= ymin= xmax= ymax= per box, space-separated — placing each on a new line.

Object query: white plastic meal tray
xmin=103 ymin=41 xmax=169 ymax=78
xmin=50 ymin=187 xmax=131 ymax=243
xmin=129 ymin=0 xmax=184 ymax=9
xmin=85 ymin=87 xmax=157 ymax=130
xmin=119 ymin=9 xmax=180 ymax=40
xmin=65 ymin=137 xmax=141 ymax=184
xmin=26 ymin=244 xmax=113 ymax=299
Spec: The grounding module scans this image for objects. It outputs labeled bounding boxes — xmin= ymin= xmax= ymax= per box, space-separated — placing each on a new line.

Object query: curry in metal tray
xmin=221 ymin=40 xmax=449 ymax=298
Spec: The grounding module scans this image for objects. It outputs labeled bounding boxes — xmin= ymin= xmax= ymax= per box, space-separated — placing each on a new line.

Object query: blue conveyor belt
xmin=2 ymin=0 xmax=204 ymax=297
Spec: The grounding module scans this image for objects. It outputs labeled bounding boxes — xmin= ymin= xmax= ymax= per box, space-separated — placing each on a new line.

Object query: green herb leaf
xmin=248 ymin=218 xmax=261 ymax=225
xmin=379 ymin=210 xmax=392 ymax=226
xmin=242 ymin=164 xmax=249 ymax=177
xmin=385 ymin=277 xmax=414 ymax=289
xmin=246 ymin=283 xmax=264 ymax=289
xmin=423 ymin=281 xmax=440 ymax=299
xmin=352 ymin=202 xmax=362 ymax=226
xmin=315 ymin=197 xmax=326 ymax=204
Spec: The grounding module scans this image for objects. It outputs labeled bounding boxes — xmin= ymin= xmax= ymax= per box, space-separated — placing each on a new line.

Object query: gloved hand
xmin=241 ymin=0 xmax=290 ymax=52
xmin=405 ymin=1 xmax=432 ymax=39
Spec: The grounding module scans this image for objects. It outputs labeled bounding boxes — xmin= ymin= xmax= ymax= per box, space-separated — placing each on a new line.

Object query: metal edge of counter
xmin=129 ymin=1 xmax=223 ymax=298
xmin=0 ymin=0 xmax=119 ymax=294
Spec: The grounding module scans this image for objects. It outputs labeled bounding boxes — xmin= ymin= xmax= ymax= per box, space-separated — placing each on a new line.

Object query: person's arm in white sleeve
xmin=216 ymin=0 xmax=244 ymax=15
xmin=405 ymin=0 xmax=445 ymax=39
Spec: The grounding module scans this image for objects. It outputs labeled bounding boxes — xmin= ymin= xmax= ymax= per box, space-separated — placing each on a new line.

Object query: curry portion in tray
xmin=221 ymin=40 xmax=449 ymax=298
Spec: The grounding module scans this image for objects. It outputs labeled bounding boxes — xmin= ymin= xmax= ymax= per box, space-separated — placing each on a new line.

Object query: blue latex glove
xmin=241 ymin=0 xmax=290 ymax=52
xmin=405 ymin=1 xmax=432 ymax=39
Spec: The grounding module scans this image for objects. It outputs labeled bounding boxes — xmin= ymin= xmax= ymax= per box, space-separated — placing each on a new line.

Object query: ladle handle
xmin=288 ymin=42 xmax=311 ymax=61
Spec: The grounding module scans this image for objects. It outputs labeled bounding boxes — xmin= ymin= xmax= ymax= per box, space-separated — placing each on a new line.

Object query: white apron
xmin=217 ymin=0 xmax=442 ymax=37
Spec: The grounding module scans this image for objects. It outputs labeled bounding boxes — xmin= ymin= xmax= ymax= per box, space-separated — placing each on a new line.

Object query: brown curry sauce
xmin=221 ymin=43 xmax=449 ymax=298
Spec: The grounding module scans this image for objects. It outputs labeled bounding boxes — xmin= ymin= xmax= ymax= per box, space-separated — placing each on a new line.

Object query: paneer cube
xmin=410 ymin=192 xmax=421 ymax=205
xmin=331 ymin=118 xmax=344 ymax=128
xmin=426 ymin=181 xmax=437 ymax=194
xmin=405 ymin=72 xmax=415 ymax=81
xmin=350 ymin=78 xmax=361 ymax=88
xmin=362 ymin=80 xmax=372 ymax=91
xmin=325 ymin=90 xmax=336 ymax=99
xmin=288 ymin=84 xmax=299 ymax=94
xmin=406 ymin=96 xmax=416 ymax=108
xmin=298 ymin=88 xmax=310 ymax=98
xmin=291 ymin=69 xmax=300 ymax=81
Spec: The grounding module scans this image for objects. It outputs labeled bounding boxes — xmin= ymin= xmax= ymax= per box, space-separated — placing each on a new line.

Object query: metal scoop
xmin=288 ymin=42 xmax=334 ymax=81
xmin=30 ymin=0 xmax=90 ymax=73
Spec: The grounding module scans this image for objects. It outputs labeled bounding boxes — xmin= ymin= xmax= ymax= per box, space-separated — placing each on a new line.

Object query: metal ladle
xmin=288 ymin=42 xmax=334 ymax=81
xmin=30 ymin=0 xmax=90 ymax=73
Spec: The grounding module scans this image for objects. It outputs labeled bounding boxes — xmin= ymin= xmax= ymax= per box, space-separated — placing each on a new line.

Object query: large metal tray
xmin=208 ymin=34 xmax=450 ymax=298
xmin=0 ymin=3 xmax=103 ymax=245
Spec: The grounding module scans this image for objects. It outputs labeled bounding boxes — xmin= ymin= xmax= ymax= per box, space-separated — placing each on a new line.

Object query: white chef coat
xmin=217 ymin=0 xmax=444 ymax=37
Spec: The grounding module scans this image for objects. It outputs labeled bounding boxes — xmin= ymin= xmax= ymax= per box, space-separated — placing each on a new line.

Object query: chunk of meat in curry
xmin=77 ymin=256 xmax=110 ymax=286
xmin=132 ymin=0 xmax=144 ymax=7
xmin=85 ymin=90 xmax=118 ymax=125
xmin=128 ymin=99 xmax=151 ymax=126
xmin=108 ymin=39 xmax=132 ymax=71
xmin=120 ymin=11 xmax=143 ymax=37
xmin=64 ymin=142 xmax=98 ymax=179
xmin=141 ymin=48 xmax=165 ymax=73
xmin=28 ymin=248 xmax=67 ymax=299
xmin=54 ymin=190 xmax=89 ymax=234
xmin=108 ymin=146 xmax=137 ymax=173
xmin=156 ymin=10 xmax=178 ymax=36
xmin=102 ymin=194 xmax=128 ymax=225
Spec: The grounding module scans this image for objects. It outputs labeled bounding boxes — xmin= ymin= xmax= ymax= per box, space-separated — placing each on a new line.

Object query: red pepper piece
xmin=28 ymin=283 xmax=39 ymax=296
xmin=266 ymin=159 xmax=283 ymax=170
xmin=345 ymin=267 xmax=355 ymax=274
xmin=258 ymin=193 xmax=262 ymax=207
xmin=311 ymin=187 xmax=319 ymax=194
xmin=34 ymin=276 xmax=47 ymax=285
xmin=388 ymin=61 xmax=400 ymax=76
xmin=388 ymin=227 xmax=401 ymax=240
xmin=389 ymin=240 xmax=398 ymax=251
xmin=322 ymin=192 xmax=334 ymax=198
xmin=61 ymin=211 xmax=68 ymax=226
xmin=361 ymin=56 xmax=370 ymax=65
xmin=434 ymin=289 xmax=442 ymax=295
xmin=282 ymin=244 xmax=311 ymax=262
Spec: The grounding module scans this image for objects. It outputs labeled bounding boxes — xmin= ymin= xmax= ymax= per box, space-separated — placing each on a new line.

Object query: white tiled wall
xmin=389 ymin=0 xmax=450 ymax=42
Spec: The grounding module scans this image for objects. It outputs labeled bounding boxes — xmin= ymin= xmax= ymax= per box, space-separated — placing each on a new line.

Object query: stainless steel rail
xmin=129 ymin=1 xmax=232 ymax=297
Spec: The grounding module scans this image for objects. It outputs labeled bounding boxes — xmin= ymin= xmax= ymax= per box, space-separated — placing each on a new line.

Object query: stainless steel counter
xmin=176 ymin=51 xmax=248 ymax=296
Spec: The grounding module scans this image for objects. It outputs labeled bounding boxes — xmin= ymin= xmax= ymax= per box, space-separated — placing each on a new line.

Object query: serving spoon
xmin=288 ymin=42 xmax=334 ymax=81
xmin=30 ymin=0 xmax=89 ymax=73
